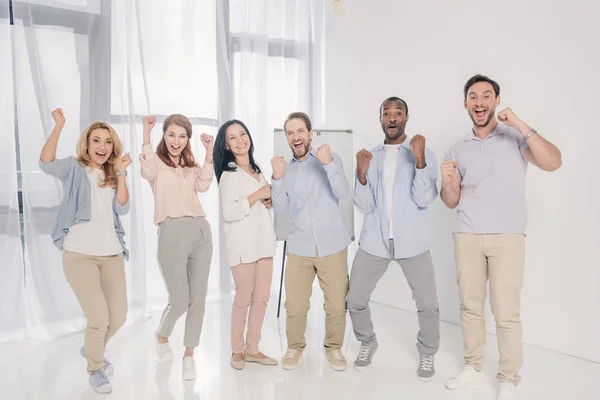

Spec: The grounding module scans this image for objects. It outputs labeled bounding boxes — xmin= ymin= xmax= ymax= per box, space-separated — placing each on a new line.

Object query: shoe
xmin=445 ymin=364 xmax=482 ymax=390
xmin=230 ymin=353 xmax=245 ymax=370
xmin=281 ymin=348 xmax=302 ymax=370
xmin=182 ymin=356 xmax=196 ymax=381
xmin=155 ymin=333 xmax=173 ymax=362
xmin=89 ymin=370 xmax=112 ymax=394
xmin=325 ymin=349 xmax=347 ymax=371
xmin=79 ymin=346 xmax=114 ymax=376
xmin=497 ymin=382 xmax=517 ymax=400
xmin=354 ymin=341 xmax=378 ymax=371
xmin=244 ymin=352 xmax=278 ymax=366
xmin=417 ymin=354 xmax=435 ymax=382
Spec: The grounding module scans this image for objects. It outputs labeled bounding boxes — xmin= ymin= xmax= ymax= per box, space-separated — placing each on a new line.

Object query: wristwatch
xmin=116 ymin=171 xmax=127 ymax=177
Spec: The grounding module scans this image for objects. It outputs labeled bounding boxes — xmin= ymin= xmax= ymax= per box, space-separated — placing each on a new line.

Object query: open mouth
xmin=293 ymin=140 xmax=304 ymax=151
xmin=387 ymin=124 xmax=398 ymax=132
xmin=95 ymin=151 xmax=108 ymax=158
xmin=474 ymin=109 xmax=487 ymax=119
xmin=170 ymin=145 xmax=182 ymax=152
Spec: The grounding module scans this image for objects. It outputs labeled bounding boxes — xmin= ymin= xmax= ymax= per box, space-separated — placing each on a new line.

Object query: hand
xmin=356 ymin=149 xmax=372 ymax=183
xmin=410 ymin=134 xmax=426 ymax=167
xmin=257 ymin=185 xmax=271 ymax=200
xmin=496 ymin=107 xmax=522 ymax=128
xmin=115 ymin=153 xmax=132 ymax=173
xmin=51 ymin=108 xmax=65 ymax=127
xmin=271 ymin=157 xmax=287 ymax=180
xmin=200 ymin=133 xmax=214 ymax=150
xmin=263 ymin=198 xmax=272 ymax=209
xmin=316 ymin=144 xmax=333 ymax=165
xmin=143 ymin=115 xmax=157 ymax=133
xmin=440 ymin=160 xmax=459 ymax=182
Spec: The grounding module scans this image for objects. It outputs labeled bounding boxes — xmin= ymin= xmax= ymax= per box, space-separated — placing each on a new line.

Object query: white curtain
xmin=0 ymin=0 xmax=325 ymax=342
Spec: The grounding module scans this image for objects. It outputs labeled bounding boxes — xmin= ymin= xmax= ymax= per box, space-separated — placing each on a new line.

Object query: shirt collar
xmin=290 ymin=147 xmax=317 ymax=163
xmin=463 ymin=124 xmax=507 ymax=141
xmin=374 ymin=137 xmax=412 ymax=151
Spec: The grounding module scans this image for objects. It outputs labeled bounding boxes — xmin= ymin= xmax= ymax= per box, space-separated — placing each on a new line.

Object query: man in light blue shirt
xmin=271 ymin=112 xmax=351 ymax=372
xmin=348 ymin=97 xmax=440 ymax=381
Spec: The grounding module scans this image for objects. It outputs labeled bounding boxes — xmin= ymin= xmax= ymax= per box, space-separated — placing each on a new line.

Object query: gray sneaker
xmin=89 ymin=370 xmax=112 ymax=394
xmin=79 ymin=346 xmax=114 ymax=376
xmin=417 ymin=354 xmax=435 ymax=382
xmin=353 ymin=341 xmax=378 ymax=371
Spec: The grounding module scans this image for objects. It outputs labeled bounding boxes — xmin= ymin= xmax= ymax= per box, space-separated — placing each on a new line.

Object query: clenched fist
xmin=271 ymin=156 xmax=287 ymax=180
xmin=356 ymin=149 xmax=372 ymax=185
xmin=410 ymin=134 xmax=426 ymax=168
xmin=440 ymin=160 xmax=459 ymax=182
xmin=115 ymin=153 xmax=132 ymax=173
xmin=496 ymin=107 xmax=520 ymax=128
xmin=143 ymin=115 xmax=156 ymax=133
xmin=51 ymin=108 xmax=65 ymax=127
xmin=316 ymin=144 xmax=333 ymax=165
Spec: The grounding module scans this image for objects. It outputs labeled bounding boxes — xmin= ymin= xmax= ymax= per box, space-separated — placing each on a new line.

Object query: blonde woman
xmin=140 ymin=115 xmax=214 ymax=381
xmin=213 ymin=119 xmax=278 ymax=370
xmin=39 ymin=108 xmax=131 ymax=394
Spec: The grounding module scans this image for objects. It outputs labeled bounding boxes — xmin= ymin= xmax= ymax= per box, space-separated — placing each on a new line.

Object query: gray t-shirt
xmin=444 ymin=123 xmax=529 ymax=234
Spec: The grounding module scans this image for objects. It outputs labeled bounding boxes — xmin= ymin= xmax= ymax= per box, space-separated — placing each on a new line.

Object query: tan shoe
xmin=326 ymin=349 xmax=347 ymax=371
xmin=230 ymin=353 xmax=245 ymax=370
xmin=244 ymin=352 xmax=278 ymax=366
xmin=281 ymin=348 xmax=302 ymax=370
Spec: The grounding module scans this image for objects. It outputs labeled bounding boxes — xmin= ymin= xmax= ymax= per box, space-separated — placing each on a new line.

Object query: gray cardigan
xmin=39 ymin=157 xmax=130 ymax=259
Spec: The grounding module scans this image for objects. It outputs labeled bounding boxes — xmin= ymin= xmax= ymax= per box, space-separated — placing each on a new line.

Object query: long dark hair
xmin=213 ymin=119 xmax=261 ymax=183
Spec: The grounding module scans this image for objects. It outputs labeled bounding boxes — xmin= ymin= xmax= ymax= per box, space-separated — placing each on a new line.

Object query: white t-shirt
xmin=63 ymin=167 xmax=123 ymax=256
xmin=383 ymin=144 xmax=399 ymax=238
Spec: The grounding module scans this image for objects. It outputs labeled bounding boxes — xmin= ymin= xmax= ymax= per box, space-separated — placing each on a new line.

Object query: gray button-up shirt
xmin=444 ymin=124 xmax=529 ymax=234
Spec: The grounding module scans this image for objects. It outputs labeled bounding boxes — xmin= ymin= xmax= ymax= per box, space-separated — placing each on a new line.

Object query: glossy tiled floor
xmin=1 ymin=295 xmax=598 ymax=400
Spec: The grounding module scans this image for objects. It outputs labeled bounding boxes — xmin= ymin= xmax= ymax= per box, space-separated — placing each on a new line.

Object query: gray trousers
xmin=348 ymin=240 xmax=440 ymax=355
xmin=157 ymin=216 xmax=213 ymax=348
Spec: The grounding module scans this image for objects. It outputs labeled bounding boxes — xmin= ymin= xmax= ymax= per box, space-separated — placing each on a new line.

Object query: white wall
xmin=324 ymin=0 xmax=600 ymax=362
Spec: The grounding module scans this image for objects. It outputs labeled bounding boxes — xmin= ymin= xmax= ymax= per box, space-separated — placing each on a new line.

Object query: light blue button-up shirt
xmin=354 ymin=139 xmax=438 ymax=259
xmin=271 ymin=149 xmax=351 ymax=257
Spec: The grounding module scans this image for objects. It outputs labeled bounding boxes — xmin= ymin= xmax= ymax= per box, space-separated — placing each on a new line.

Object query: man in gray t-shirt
xmin=441 ymin=74 xmax=562 ymax=400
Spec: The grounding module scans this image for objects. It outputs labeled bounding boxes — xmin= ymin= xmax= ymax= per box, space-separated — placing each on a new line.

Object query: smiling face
xmin=163 ymin=124 xmax=189 ymax=157
xmin=380 ymin=99 xmax=409 ymax=142
xmin=225 ymin=123 xmax=251 ymax=158
xmin=87 ymin=128 xmax=114 ymax=168
xmin=464 ymin=81 xmax=501 ymax=127
xmin=286 ymin=117 xmax=313 ymax=160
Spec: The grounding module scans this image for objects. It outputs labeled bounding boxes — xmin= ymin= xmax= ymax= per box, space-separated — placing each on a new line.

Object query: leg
xmin=99 ymin=254 xmax=128 ymax=346
xmin=453 ymin=233 xmax=488 ymax=371
xmin=156 ymin=221 xmax=191 ymax=340
xmin=63 ymin=251 xmax=110 ymax=373
xmin=246 ymin=257 xmax=273 ymax=355
xmin=184 ymin=217 xmax=213 ymax=350
xmin=487 ymin=234 xmax=526 ymax=385
xmin=347 ymin=248 xmax=390 ymax=345
xmin=284 ymin=253 xmax=316 ymax=350
xmin=231 ymin=261 xmax=256 ymax=354
xmin=315 ymin=248 xmax=349 ymax=350
xmin=397 ymin=250 xmax=440 ymax=356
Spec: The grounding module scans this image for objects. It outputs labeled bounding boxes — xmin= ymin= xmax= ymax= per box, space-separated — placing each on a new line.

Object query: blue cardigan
xmin=39 ymin=157 xmax=130 ymax=259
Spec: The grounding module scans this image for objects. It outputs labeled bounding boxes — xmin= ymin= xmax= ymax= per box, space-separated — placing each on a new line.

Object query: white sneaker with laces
xmin=182 ymin=356 xmax=196 ymax=381
xmin=497 ymin=382 xmax=517 ymax=400
xmin=445 ymin=364 xmax=482 ymax=390
xmin=155 ymin=333 xmax=173 ymax=362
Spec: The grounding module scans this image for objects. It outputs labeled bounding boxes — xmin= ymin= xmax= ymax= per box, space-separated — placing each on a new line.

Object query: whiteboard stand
xmin=276 ymin=241 xmax=286 ymax=319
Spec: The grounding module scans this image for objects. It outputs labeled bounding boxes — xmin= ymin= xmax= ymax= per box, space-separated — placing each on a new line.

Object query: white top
xmin=219 ymin=164 xmax=277 ymax=267
xmin=63 ymin=167 xmax=123 ymax=256
xmin=384 ymin=144 xmax=399 ymax=238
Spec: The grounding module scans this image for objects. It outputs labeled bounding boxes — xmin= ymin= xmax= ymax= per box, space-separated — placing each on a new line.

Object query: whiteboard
xmin=273 ymin=128 xmax=355 ymax=242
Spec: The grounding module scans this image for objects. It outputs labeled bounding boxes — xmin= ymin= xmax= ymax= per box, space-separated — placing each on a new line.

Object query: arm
xmin=139 ymin=116 xmax=159 ymax=181
xmin=270 ymin=176 xmax=289 ymax=213
xmin=410 ymin=149 xmax=439 ymax=208
xmin=353 ymin=175 xmax=375 ymax=214
xmin=114 ymin=153 xmax=132 ymax=207
xmin=323 ymin=153 xmax=350 ymax=200
xmin=194 ymin=161 xmax=214 ymax=193
xmin=39 ymin=108 xmax=72 ymax=180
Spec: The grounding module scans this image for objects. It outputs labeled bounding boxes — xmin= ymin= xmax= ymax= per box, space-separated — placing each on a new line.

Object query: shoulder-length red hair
xmin=156 ymin=114 xmax=198 ymax=168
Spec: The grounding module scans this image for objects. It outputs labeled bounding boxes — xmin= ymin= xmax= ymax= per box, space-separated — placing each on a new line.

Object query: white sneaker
xmin=497 ymin=382 xmax=517 ymax=400
xmin=445 ymin=364 xmax=482 ymax=390
xmin=155 ymin=333 xmax=173 ymax=362
xmin=182 ymin=356 xmax=196 ymax=381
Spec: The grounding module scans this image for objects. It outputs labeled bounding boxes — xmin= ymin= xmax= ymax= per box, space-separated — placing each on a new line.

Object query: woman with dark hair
xmin=214 ymin=119 xmax=277 ymax=370
xmin=139 ymin=114 xmax=214 ymax=381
